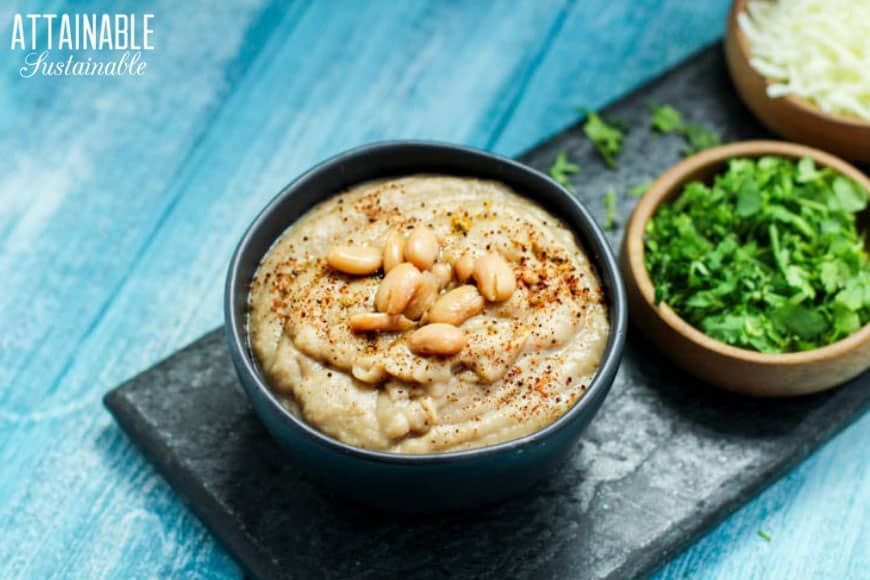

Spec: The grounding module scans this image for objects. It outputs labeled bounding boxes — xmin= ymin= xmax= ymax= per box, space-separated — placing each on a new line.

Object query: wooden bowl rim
xmin=625 ymin=140 xmax=870 ymax=366
xmin=728 ymin=0 xmax=870 ymax=131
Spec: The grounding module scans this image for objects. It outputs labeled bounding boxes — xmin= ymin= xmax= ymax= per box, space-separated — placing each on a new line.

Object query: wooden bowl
xmin=621 ymin=141 xmax=870 ymax=397
xmin=725 ymin=0 xmax=870 ymax=163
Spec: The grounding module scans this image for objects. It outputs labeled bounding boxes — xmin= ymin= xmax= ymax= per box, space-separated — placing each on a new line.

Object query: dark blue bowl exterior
xmin=225 ymin=141 xmax=627 ymax=512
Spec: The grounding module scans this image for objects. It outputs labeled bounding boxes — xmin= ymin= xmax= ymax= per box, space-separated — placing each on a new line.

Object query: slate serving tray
xmin=105 ymin=44 xmax=870 ymax=580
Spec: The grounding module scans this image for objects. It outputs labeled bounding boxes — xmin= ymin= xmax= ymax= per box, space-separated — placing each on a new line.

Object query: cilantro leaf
xmin=681 ymin=123 xmax=721 ymax=155
xmin=650 ymin=104 xmax=684 ymax=133
xmin=776 ymin=304 xmax=829 ymax=340
xmin=581 ymin=110 xmax=625 ymax=169
xmin=549 ymin=150 xmax=580 ymax=193
xmin=836 ymin=279 xmax=866 ymax=310
xmin=736 ymin=178 xmax=762 ymax=217
xmin=833 ymin=303 xmax=861 ymax=336
xmin=797 ymin=157 xmax=822 ymax=183
xmin=833 ymin=176 xmax=868 ymax=212
xmin=820 ymin=260 xmax=850 ymax=293
xmin=649 ymin=102 xmax=722 ymax=156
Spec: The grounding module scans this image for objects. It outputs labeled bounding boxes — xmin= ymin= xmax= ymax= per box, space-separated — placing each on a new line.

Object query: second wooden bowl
xmin=621 ymin=141 xmax=870 ymax=397
xmin=725 ymin=0 xmax=870 ymax=163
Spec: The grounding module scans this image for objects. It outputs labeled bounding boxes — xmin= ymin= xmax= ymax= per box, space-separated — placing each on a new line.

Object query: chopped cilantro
xmin=549 ymin=150 xmax=580 ymax=193
xmin=651 ymin=103 xmax=684 ymax=133
xmin=604 ymin=187 xmax=619 ymax=230
xmin=581 ymin=109 xmax=625 ymax=168
xmin=757 ymin=530 xmax=772 ymax=542
xmin=650 ymin=102 xmax=722 ymax=156
xmin=628 ymin=181 xmax=652 ymax=198
xmin=645 ymin=156 xmax=870 ymax=353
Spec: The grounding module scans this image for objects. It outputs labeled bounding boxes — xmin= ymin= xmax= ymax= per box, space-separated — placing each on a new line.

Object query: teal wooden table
xmin=1 ymin=1 xmax=866 ymax=577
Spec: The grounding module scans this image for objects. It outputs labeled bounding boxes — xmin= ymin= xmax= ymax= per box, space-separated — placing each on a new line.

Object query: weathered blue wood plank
xmin=0 ymin=1 xmax=288 ymax=575
xmin=491 ymin=1 xmax=732 ymax=155
xmin=0 ymin=1 xmax=576 ymax=576
xmin=0 ymin=0 xmax=864 ymax=578
xmin=659 ymin=413 xmax=870 ymax=580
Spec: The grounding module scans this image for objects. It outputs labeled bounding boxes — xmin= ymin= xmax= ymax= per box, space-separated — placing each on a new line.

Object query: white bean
xmin=349 ymin=312 xmax=415 ymax=332
xmin=404 ymin=272 xmax=441 ymax=320
xmin=473 ymin=252 xmax=516 ymax=302
xmin=408 ymin=323 xmax=466 ymax=356
xmin=375 ymin=263 xmax=422 ymax=314
xmin=427 ymin=285 xmax=484 ymax=326
xmin=383 ymin=230 xmax=405 ymax=273
xmin=431 ymin=262 xmax=453 ymax=289
xmin=327 ymin=245 xmax=382 ymax=275
xmin=405 ymin=227 xmax=439 ymax=270
xmin=453 ymin=253 xmax=475 ymax=283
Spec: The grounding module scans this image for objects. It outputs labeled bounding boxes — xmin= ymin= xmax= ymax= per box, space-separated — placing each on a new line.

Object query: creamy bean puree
xmin=248 ymin=176 xmax=609 ymax=453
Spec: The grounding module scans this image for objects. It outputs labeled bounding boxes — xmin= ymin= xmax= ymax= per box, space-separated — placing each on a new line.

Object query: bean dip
xmin=248 ymin=175 xmax=609 ymax=453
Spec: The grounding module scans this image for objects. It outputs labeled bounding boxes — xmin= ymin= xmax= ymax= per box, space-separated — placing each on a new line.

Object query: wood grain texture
xmin=0 ymin=0 xmax=864 ymax=578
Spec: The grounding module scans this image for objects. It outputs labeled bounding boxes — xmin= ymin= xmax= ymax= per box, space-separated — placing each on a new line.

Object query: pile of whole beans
xmin=326 ymin=226 xmax=516 ymax=356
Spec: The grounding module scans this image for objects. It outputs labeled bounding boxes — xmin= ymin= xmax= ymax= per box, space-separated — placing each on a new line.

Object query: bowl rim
xmin=225 ymin=140 xmax=628 ymax=465
xmin=624 ymin=139 xmax=870 ymax=366
xmin=728 ymin=0 xmax=870 ymax=130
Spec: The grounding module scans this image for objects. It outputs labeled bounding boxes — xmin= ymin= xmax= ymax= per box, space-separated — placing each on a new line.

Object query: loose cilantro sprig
xmin=682 ymin=122 xmax=721 ymax=154
xmin=651 ymin=104 xmax=684 ymax=133
xmin=645 ymin=156 xmax=870 ymax=353
xmin=650 ymin=103 xmax=721 ymax=156
xmin=549 ymin=150 xmax=580 ymax=192
xmin=582 ymin=109 xmax=625 ymax=168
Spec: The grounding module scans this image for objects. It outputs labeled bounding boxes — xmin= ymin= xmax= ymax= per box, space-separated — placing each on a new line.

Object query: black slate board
xmin=105 ymin=44 xmax=870 ymax=580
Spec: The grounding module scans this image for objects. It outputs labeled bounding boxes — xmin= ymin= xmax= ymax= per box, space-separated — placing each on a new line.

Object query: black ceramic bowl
xmin=225 ymin=141 xmax=627 ymax=512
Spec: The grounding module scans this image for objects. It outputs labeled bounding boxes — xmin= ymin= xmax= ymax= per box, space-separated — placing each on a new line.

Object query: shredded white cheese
xmin=738 ymin=0 xmax=870 ymax=120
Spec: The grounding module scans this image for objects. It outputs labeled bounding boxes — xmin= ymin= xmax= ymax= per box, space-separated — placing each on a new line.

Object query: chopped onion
xmin=738 ymin=0 xmax=870 ymax=120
